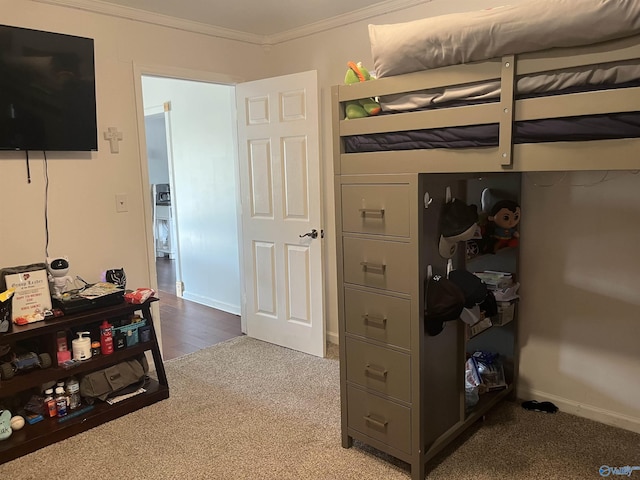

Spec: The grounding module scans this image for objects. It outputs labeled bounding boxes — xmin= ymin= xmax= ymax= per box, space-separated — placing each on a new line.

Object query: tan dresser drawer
xmin=347 ymin=385 xmax=412 ymax=454
xmin=343 ymin=237 xmax=413 ymax=294
xmin=341 ymin=184 xmax=410 ymax=237
xmin=345 ymin=337 xmax=411 ymax=402
xmin=344 ymin=287 xmax=410 ymax=349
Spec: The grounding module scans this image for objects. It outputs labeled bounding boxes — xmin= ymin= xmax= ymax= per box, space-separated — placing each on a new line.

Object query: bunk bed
xmin=333 ymin=2 xmax=640 ymax=479
xmin=332 ymin=1 xmax=640 ymax=175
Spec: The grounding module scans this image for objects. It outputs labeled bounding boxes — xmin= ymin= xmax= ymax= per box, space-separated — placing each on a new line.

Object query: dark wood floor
xmin=155 ymin=257 xmax=243 ymax=360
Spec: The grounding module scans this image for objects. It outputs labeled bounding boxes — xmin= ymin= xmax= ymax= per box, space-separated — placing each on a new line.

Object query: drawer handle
xmin=360 ymin=262 xmax=386 ymax=274
xmin=365 ymin=363 xmax=388 ymax=380
xmin=359 ymin=208 xmax=385 ymax=218
xmin=364 ymin=415 xmax=388 ymax=430
xmin=362 ymin=314 xmax=387 ymax=329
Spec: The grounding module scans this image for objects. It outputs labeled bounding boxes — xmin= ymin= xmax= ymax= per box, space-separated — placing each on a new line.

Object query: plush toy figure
xmin=486 ymin=200 xmax=521 ymax=253
xmin=344 ymin=61 xmax=381 ymax=119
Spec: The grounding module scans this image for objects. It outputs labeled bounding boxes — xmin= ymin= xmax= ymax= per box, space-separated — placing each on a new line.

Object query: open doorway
xmin=139 ymin=74 xmax=244 ymax=359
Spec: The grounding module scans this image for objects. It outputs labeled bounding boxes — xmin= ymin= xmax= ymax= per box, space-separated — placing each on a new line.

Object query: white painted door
xmin=236 ymin=70 xmax=325 ymax=357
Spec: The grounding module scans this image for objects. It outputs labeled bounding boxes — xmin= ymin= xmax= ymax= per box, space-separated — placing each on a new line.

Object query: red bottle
xmin=100 ymin=320 xmax=114 ymax=355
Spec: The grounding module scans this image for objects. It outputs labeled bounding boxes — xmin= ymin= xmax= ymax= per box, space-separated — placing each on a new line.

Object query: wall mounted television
xmin=0 ymin=24 xmax=97 ymax=152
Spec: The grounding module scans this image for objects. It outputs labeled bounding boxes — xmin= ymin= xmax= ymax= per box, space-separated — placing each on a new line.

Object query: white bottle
xmin=72 ymin=331 xmax=92 ymax=361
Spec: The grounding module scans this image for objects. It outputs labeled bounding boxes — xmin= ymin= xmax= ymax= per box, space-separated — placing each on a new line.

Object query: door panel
xmin=249 ymin=140 xmax=274 ymax=217
xmin=254 ymin=241 xmax=276 ymax=315
xmin=236 ymin=70 xmax=325 ymax=357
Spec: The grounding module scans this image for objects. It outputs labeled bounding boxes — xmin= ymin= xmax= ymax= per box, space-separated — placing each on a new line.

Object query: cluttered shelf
xmin=5 ymin=297 xmax=158 ymax=342
xmin=0 ymin=378 xmax=168 ymax=464
xmin=0 ymin=340 xmax=154 ymax=398
xmin=0 ymin=293 xmax=168 ymax=463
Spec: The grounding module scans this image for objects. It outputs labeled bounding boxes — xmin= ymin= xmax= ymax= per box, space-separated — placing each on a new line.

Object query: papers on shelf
xmin=79 ymin=282 xmax=124 ymax=300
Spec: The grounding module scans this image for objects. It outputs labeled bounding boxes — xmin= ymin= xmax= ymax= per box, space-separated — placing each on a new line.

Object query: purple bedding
xmin=343 ymin=112 xmax=640 ymax=153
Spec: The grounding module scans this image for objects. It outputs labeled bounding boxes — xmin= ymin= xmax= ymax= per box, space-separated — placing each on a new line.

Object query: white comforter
xmin=369 ymin=0 xmax=640 ymax=79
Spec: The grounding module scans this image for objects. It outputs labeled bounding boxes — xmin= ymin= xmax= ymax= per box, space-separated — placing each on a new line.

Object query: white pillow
xmin=369 ymin=0 xmax=640 ymax=78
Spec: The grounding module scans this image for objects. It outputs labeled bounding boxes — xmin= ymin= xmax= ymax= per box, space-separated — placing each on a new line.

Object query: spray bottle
xmin=100 ymin=319 xmax=114 ymax=355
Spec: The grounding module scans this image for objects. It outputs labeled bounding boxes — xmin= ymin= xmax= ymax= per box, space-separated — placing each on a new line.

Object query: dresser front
xmin=336 ymin=174 xmax=421 ymax=462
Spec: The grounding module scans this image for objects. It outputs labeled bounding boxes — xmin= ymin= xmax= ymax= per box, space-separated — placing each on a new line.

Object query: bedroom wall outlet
xmin=115 ymin=193 xmax=128 ymax=212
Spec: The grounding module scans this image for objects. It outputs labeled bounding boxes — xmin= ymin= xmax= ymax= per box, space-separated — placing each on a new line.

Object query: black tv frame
xmin=0 ymin=24 xmax=98 ymax=152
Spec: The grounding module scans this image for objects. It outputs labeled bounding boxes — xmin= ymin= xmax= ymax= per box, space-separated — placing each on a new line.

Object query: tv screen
xmin=0 ymin=25 xmax=97 ymax=152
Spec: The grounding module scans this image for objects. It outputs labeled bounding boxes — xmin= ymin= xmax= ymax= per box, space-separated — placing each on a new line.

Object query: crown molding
xmin=266 ymin=0 xmax=431 ymax=45
xmin=33 ymin=0 xmax=431 ymax=45
xmin=33 ymin=0 xmax=265 ymax=44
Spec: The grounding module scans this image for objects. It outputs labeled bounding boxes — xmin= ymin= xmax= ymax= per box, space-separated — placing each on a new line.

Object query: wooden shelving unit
xmin=0 ymin=298 xmax=169 ymax=464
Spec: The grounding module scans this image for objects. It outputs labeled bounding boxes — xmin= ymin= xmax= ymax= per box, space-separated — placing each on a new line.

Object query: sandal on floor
xmin=521 ymin=400 xmax=558 ymax=413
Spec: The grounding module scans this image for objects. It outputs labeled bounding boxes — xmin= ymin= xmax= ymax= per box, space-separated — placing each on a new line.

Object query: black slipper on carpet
xmin=521 ymin=400 xmax=559 ymax=413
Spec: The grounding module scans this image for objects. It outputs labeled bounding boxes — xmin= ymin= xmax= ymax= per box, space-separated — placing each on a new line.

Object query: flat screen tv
xmin=0 ymin=24 xmax=97 ymax=152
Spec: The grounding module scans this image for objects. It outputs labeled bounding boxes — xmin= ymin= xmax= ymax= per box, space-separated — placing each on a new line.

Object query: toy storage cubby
xmin=0 ymin=298 xmax=168 ymax=464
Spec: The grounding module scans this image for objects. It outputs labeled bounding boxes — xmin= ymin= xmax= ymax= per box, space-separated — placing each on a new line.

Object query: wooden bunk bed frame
xmin=332 ymin=34 xmax=640 ymax=480
xmin=332 ymin=34 xmax=640 ymax=176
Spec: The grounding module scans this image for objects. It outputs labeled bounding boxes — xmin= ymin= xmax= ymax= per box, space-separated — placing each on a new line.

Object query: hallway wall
xmin=142 ymin=77 xmax=241 ymax=314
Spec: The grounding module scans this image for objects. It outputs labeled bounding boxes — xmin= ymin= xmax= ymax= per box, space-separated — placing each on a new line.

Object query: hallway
xmin=156 ymin=257 xmax=243 ymax=360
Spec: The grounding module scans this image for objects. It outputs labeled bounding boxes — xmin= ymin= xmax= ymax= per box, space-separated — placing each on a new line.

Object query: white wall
xmin=145 ymin=113 xmax=171 ymax=185
xmin=519 ymin=171 xmax=640 ymax=430
xmin=141 ymin=76 xmax=241 ymax=314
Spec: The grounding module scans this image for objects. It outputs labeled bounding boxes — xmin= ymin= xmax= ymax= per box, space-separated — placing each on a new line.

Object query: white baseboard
xmin=517 ymin=385 xmax=640 ymax=434
xmin=181 ymin=292 xmax=241 ymax=316
xmin=326 ymin=330 xmax=339 ymax=346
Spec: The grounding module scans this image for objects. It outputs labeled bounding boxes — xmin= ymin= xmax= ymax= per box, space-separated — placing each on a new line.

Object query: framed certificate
xmin=3 ymin=269 xmax=52 ymax=323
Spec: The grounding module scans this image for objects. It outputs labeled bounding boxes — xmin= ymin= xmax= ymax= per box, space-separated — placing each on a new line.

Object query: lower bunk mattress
xmin=343 ymin=112 xmax=640 ymax=153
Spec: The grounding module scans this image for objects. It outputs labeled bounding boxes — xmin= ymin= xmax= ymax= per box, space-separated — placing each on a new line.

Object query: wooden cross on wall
xmin=103 ymin=127 xmax=123 ymax=153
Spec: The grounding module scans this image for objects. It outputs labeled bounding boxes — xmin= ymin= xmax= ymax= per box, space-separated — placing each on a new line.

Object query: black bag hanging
xmin=424 ymin=270 xmax=465 ymax=336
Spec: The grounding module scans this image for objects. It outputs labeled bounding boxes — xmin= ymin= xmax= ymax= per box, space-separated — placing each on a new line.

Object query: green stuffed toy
xmin=344 ymin=61 xmax=381 ymax=119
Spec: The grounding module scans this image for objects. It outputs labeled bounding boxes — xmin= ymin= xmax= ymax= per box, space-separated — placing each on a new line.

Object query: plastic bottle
xmin=44 ymin=388 xmax=57 ymax=418
xmin=66 ymin=376 xmax=81 ymax=410
xmin=100 ymin=319 xmax=114 ymax=355
xmin=72 ymin=331 xmax=92 ymax=361
xmin=55 ymin=386 xmax=68 ymax=417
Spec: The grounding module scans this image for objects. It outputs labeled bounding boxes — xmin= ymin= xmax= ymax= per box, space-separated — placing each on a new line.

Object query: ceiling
xmin=42 ymin=0 xmax=428 ymax=44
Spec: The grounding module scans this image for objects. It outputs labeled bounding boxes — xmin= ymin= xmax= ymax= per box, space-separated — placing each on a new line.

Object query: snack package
xmin=124 ymin=288 xmax=155 ymax=305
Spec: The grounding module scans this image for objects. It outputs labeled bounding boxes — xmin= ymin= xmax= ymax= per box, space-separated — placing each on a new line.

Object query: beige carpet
xmin=1 ymin=336 xmax=639 ymax=479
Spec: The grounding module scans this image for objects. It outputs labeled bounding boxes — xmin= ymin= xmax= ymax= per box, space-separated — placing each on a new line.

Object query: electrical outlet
xmin=176 ymin=281 xmax=184 ymax=297
xmin=115 ymin=193 xmax=128 ymax=213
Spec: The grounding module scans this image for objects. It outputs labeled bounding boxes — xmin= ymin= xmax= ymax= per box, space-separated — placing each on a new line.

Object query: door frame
xmin=132 ymin=63 xmax=248 ymax=335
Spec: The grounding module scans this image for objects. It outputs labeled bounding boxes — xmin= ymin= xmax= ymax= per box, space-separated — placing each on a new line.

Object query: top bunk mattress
xmin=370 ymin=0 xmax=640 ymax=79
xmin=380 ymin=61 xmax=640 ymax=112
